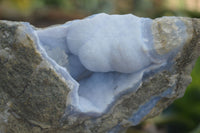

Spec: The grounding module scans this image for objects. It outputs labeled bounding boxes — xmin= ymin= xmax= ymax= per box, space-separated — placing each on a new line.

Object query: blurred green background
xmin=0 ymin=0 xmax=200 ymax=133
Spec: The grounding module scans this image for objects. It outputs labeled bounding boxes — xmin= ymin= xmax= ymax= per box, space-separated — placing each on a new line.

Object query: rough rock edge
xmin=0 ymin=21 xmax=70 ymax=132
xmin=0 ymin=17 xmax=199 ymax=133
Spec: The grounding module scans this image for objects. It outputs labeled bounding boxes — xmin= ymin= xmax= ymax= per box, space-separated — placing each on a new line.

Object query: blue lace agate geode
xmin=0 ymin=13 xmax=199 ymax=133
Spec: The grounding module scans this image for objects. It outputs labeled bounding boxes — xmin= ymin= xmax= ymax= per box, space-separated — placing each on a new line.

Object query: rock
xmin=0 ymin=14 xmax=199 ymax=133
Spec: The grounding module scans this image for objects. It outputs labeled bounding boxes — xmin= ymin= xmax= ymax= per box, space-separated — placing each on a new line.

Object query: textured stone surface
xmin=0 ymin=17 xmax=200 ymax=133
xmin=0 ymin=21 xmax=70 ymax=132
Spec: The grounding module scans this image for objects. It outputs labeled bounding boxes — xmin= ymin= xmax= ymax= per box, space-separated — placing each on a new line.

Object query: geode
xmin=0 ymin=13 xmax=200 ymax=133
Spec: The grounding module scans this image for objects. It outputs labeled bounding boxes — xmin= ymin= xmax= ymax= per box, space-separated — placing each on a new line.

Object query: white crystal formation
xmin=35 ymin=13 xmax=192 ymax=114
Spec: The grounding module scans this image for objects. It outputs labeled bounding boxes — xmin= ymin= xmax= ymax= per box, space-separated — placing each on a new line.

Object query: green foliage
xmin=190 ymin=58 xmax=200 ymax=88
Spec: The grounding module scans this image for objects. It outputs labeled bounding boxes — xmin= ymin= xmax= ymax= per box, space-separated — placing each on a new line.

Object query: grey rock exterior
xmin=0 ymin=17 xmax=200 ymax=133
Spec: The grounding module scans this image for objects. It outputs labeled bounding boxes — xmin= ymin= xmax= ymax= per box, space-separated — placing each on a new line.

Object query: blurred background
xmin=0 ymin=0 xmax=200 ymax=133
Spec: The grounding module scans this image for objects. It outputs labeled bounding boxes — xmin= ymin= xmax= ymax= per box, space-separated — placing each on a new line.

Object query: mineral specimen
xmin=0 ymin=13 xmax=199 ymax=133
